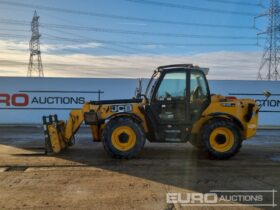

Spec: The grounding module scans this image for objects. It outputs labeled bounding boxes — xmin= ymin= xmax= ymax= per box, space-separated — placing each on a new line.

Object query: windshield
xmin=145 ymin=71 xmax=160 ymax=100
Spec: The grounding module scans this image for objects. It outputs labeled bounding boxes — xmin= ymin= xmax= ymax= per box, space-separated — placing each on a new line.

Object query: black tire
xmin=102 ymin=117 xmax=146 ymax=159
xmin=201 ymin=118 xmax=242 ymax=159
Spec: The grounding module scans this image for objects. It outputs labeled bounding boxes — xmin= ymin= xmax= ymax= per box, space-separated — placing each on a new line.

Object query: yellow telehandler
xmin=43 ymin=64 xmax=264 ymax=159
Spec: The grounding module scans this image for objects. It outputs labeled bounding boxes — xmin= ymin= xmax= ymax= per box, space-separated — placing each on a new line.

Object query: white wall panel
xmin=0 ymin=77 xmax=279 ymax=126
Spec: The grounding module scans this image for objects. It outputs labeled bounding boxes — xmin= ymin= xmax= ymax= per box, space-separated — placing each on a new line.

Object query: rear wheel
xmin=201 ymin=119 xmax=242 ymax=159
xmin=102 ymin=117 xmax=145 ymax=159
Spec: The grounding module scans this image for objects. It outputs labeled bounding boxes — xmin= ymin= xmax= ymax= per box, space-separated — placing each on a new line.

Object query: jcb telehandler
xmin=43 ymin=64 xmax=262 ymax=159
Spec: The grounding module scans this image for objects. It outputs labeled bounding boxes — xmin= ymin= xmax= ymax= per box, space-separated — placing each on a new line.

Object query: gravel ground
xmin=0 ymin=127 xmax=279 ymax=210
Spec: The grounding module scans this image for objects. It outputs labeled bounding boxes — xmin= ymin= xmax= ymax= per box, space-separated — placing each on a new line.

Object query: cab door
xmin=190 ymin=70 xmax=211 ymax=122
xmin=149 ymin=71 xmax=191 ymax=142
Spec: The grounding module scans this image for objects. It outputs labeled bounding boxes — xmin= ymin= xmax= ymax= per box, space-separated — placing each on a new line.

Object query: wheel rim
xmin=209 ymin=127 xmax=235 ymax=152
xmin=111 ymin=126 xmax=136 ymax=151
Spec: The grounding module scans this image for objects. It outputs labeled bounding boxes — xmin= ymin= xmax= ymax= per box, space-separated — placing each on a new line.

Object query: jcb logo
xmin=0 ymin=93 xmax=29 ymax=107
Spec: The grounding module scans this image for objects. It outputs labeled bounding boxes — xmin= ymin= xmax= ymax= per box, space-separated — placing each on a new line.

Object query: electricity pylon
xmin=256 ymin=0 xmax=280 ymax=80
xmin=27 ymin=11 xmax=44 ymax=77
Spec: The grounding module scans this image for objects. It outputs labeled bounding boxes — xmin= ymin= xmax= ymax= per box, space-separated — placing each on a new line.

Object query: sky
xmin=0 ymin=0 xmax=270 ymax=79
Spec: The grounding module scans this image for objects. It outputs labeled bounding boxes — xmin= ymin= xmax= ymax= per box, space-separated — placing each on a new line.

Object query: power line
xmin=0 ymin=15 xmax=258 ymax=53
xmin=44 ymin=27 xmax=244 ymax=54
xmin=205 ymin=0 xmax=262 ymax=7
xmin=41 ymin=33 xmax=257 ymax=47
xmin=42 ymin=27 xmax=149 ymax=54
xmin=0 ymin=16 xmax=252 ymax=40
xmin=0 ymin=33 xmax=27 ymax=39
xmin=42 ymin=33 xmax=140 ymax=55
xmin=0 ymin=1 xmax=253 ymax=29
xmin=0 ymin=28 xmax=29 ymax=33
xmin=0 ymin=18 xmax=29 ymax=26
xmin=0 ymin=32 xmax=257 ymax=48
xmin=0 ymin=19 xmax=257 ymax=40
xmin=124 ymin=0 xmax=257 ymax=16
xmin=38 ymin=24 xmax=259 ymax=40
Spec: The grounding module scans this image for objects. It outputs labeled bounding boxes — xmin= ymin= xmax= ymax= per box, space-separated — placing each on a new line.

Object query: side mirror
xmin=134 ymin=78 xmax=143 ymax=99
xmin=263 ymin=90 xmax=271 ymax=98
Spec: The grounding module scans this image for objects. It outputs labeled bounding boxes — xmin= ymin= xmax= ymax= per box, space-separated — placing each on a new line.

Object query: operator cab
xmin=144 ymin=64 xmax=211 ymax=142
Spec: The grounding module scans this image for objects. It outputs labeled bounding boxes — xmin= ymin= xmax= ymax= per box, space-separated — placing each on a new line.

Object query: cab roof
xmin=157 ymin=64 xmax=209 ymax=75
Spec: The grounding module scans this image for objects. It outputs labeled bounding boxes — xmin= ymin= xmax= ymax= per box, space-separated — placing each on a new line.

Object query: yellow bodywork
xmin=192 ymin=95 xmax=258 ymax=139
xmin=44 ymin=94 xmax=258 ymax=154
xmin=44 ymin=102 xmax=148 ymax=153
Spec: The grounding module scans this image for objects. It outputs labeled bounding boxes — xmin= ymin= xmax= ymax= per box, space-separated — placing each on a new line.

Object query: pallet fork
xmin=43 ymin=115 xmax=71 ymax=154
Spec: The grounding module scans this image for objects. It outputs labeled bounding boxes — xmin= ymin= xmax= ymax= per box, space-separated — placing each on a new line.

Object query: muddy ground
xmin=0 ymin=127 xmax=279 ymax=210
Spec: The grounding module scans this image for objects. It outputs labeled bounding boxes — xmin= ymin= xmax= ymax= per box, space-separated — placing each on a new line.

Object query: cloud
xmin=0 ymin=39 xmax=262 ymax=79
xmin=0 ymin=40 xmax=29 ymax=52
xmin=41 ymin=42 xmax=103 ymax=52
xmin=0 ymin=39 xmax=102 ymax=53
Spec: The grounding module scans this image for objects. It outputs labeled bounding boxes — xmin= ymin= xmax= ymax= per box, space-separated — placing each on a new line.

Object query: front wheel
xmin=102 ymin=117 xmax=146 ymax=159
xmin=201 ymin=119 xmax=242 ymax=159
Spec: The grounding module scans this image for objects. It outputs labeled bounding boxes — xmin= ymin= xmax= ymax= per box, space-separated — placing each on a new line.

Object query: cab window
xmin=156 ymin=72 xmax=186 ymax=101
xmin=190 ymin=71 xmax=210 ymax=120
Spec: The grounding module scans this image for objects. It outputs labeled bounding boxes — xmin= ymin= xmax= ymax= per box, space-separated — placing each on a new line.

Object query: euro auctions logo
xmin=0 ymin=92 xmax=86 ymax=108
xmin=167 ymin=192 xmax=218 ymax=206
xmin=0 ymin=93 xmax=29 ymax=107
xmin=167 ymin=190 xmax=277 ymax=207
